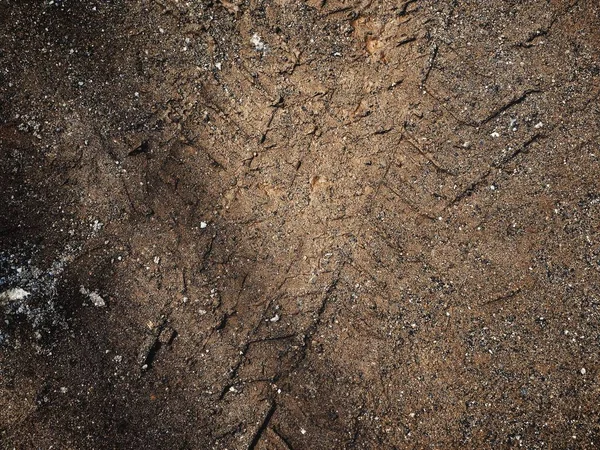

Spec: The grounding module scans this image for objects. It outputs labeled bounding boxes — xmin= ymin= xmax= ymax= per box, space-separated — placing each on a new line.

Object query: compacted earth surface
xmin=1 ymin=0 xmax=599 ymax=448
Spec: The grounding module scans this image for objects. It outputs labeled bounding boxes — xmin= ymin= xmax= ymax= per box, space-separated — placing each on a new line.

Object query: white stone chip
xmin=0 ymin=288 xmax=31 ymax=303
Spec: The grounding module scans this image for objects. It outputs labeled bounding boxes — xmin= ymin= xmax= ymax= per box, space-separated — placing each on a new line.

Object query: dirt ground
xmin=1 ymin=0 xmax=599 ymax=448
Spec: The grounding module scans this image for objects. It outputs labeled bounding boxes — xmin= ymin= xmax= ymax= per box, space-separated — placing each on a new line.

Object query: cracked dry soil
xmin=1 ymin=0 xmax=600 ymax=448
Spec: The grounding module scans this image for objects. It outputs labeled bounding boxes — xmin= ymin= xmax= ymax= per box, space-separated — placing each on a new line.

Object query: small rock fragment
xmin=0 ymin=287 xmax=31 ymax=304
xmin=80 ymin=286 xmax=106 ymax=307
xmin=250 ymin=33 xmax=265 ymax=52
xmin=89 ymin=292 xmax=106 ymax=307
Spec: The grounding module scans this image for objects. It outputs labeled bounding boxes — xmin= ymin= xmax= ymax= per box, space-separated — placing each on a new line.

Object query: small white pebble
xmin=80 ymin=286 xmax=106 ymax=307
xmin=0 ymin=288 xmax=30 ymax=302
xmin=581 ymin=368 xmax=586 ymax=375
xmin=200 ymin=221 xmax=207 ymax=229
xmin=491 ymin=132 xmax=500 ymax=138
xmin=300 ymin=428 xmax=307 ymax=435
xmin=88 ymin=292 xmax=106 ymax=307
xmin=250 ymin=33 xmax=265 ymax=51
xmin=154 ymin=256 xmax=160 ymax=264
xmin=534 ymin=122 xmax=544 ymax=129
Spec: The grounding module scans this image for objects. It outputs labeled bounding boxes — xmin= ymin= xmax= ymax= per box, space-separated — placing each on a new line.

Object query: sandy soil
xmin=1 ymin=0 xmax=600 ymax=448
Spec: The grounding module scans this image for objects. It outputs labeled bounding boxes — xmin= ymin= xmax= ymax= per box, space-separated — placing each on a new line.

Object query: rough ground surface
xmin=1 ymin=0 xmax=600 ymax=448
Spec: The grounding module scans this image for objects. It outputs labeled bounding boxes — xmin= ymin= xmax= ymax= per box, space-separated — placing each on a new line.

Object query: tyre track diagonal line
xmin=272 ymin=426 xmax=294 ymax=450
xmin=445 ymin=133 xmax=544 ymax=210
xmin=247 ymin=402 xmax=277 ymax=450
xmin=218 ymin=252 xmax=301 ymax=399
xmin=478 ymin=89 xmax=541 ymax=127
